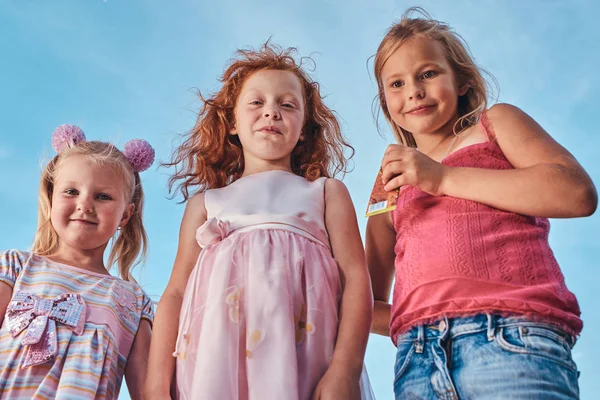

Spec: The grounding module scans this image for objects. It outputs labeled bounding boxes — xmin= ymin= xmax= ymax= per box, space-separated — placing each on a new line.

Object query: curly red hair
xmin=166 ymin=42 xmax=354 ymax=201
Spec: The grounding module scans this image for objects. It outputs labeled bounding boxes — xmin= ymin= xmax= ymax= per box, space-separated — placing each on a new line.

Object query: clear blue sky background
xmin=1 ymin=1 xmax=598 ymax=398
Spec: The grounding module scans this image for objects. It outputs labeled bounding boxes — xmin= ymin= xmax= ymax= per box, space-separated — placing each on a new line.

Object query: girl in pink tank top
xmin=367 ymin=7 xmax=597 ymax=400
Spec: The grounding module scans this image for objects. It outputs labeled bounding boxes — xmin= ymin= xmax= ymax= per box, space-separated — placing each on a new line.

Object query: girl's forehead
xmin=393 ymin=36 xmax=447 ymax=63
xmin=55 ymin=155 xmax=128 ymax=186
xmin=239 ymin=69 xmax=304 ymax=97
xmin=382 ymin=36 xmax=450 ymax=78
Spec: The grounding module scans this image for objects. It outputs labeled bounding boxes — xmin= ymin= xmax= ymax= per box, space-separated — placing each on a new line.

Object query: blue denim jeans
xmin=393 ymin=314 xmax=579 ymax=399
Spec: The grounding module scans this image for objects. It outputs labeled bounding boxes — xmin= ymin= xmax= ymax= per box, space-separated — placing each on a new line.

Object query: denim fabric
xmin=393 ymin=314 xmax=579 ymax=399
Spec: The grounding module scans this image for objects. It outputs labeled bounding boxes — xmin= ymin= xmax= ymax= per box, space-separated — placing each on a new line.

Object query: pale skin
xmin=145 ymin=69 xmax=372 ymax=400
xmin=0 ymin=156 xmax=152 ymax=399
xmin=368 ymin=36 xmax=598 ymax=336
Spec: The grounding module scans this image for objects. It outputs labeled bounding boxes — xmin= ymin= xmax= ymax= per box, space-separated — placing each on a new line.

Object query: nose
xmin=77 ymin=196 xmax=94 ymax=214
xmin=263 ymin=106 xmax=281 ymax=120
xmin=407 ymin=81 xmax=425 ymax=100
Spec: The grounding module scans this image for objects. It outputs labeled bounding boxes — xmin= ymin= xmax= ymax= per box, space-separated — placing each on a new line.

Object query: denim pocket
xmin=393 ymin=339 xmax=416 ymax=386
xmin=495 ymin=324 xmax=577 ymax=371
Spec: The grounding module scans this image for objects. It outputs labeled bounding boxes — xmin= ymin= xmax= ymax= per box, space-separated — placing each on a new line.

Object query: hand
xmin=312 ymin=366 xmax=361 ymax=400
xmin=381 ymin=144 xmax=448 ymax=196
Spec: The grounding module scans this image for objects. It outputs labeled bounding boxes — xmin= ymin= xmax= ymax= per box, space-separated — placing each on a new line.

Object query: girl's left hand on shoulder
xmin=312 ymin=367 xmax=361 ymax=400
xmin=381 ymin=144 xmax=446 ymax=195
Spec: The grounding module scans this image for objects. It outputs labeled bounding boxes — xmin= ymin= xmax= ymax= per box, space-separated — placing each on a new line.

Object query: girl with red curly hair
xmin=146 ymin=43 xmax=375 ymax=400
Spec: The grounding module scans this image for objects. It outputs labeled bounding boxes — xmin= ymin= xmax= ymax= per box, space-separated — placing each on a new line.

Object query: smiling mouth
xmin=70 ymin=219 xmax=97 ymax=225
xmin=406 ymin=105 xmax=435 ymax=114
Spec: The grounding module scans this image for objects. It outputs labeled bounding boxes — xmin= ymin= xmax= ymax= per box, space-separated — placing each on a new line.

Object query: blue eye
xmin=249 ymin=100 xmax=262 ymax=106
xmin=282 ymin=103 xmax=295 ymax=108
xmin=96 ymin=193 xmax=113 ymax=201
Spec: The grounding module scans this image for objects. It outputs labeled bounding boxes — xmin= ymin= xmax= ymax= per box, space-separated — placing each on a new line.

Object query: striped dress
xmin=0 ymin=250 xmax=154 ymax=399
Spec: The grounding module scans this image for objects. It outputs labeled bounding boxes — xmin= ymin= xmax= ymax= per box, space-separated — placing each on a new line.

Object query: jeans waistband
xmin=395 ymin=314 xmax=576 ymax=348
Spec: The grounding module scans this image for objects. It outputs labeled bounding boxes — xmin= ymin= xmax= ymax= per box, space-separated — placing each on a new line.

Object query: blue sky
xmin=1 ymin=0 xmax=598 ymax=398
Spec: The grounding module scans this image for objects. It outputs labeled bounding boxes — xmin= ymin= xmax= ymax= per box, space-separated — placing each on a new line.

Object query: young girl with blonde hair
xmin=368 ymin=8 xmax=596 ymax=399
xmin=0 ymin=125 xmax=155 ymax=399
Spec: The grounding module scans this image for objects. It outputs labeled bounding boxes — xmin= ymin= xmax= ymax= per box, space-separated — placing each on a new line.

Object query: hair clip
xmin=51 ymin=124 xmax=155 ymax=173
xmin=123 ymin=139 xmax=155 ymax=173
xmin=52 ymin=124 xmax=86 ymax=153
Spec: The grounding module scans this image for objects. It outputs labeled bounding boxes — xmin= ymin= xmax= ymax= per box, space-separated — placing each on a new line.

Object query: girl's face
xmin=381 ymin=36 xmax=467 ymax=138
xmin=232 ymin=69 xmax=305 ymax=171
xmin=50 ymin=154 xmax=134 ymax=255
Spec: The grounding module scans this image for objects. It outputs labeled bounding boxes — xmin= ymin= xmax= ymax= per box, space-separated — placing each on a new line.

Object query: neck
xmin=48 ymin=243 xmax=110 ymax=275
xmin=241 ymin=154 xmax=293 ymax=177
xmin=412 ymin=116 xmax=457 ymax=157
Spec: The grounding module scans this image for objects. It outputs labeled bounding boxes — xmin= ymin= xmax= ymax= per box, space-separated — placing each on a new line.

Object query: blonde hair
xmin=373 ymin=7 xmax=496 ymax=146
xmin=32 ymin=141 xmax=147 ymax=281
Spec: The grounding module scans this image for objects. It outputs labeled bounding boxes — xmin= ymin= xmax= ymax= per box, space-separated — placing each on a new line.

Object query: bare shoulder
xmin=183 ymin=192 xmax=208 ymax=223
xmin=324 ymin=178 xmax=358 ymax=224
xmin=485 ymin=103 xmax=536 ymax=138
xmin=486 ymin=102 xmax=525 ymax=119
xmin=324 ymin=177 xmax=350 ymax=198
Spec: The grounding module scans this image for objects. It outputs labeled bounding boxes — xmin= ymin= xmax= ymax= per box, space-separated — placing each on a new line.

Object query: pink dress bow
xmin=6 ymin=290 xmax=86 ymax=367
xmin=196 ymin=217 xmax=231 ymax=247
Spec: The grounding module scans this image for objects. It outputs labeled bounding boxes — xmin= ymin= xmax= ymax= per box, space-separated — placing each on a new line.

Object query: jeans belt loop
xmin=415 ymin=325 xmax=425 ymax=354
xmin=486 ymin=313 xmax=495 ymax=342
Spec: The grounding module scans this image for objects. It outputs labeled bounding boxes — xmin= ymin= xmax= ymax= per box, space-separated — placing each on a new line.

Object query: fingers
xmin=383 ymin=173 xmax=406 ymax=191
xmin=381 ymin=144 xmax=406 ymax=167
xmin=381 ymin=144 xmax=414 ymax=173
xmin=380 ymin=160 xmax=404 ymax=184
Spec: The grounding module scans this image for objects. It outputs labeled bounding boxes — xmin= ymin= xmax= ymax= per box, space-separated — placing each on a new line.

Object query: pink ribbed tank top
xmin=389 ymin=113 xmax=582 ymax=344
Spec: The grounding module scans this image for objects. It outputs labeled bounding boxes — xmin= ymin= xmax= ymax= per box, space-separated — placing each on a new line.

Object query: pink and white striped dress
xmin=0 ymin=251 xmax=154 ymax=399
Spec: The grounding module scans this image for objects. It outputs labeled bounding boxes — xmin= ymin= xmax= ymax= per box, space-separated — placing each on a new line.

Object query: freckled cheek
xmin=385 ymin=96 xmax=404 ymax=119
xmin=438 ymin=82 xmax=458 ymax=99
xmin=385 ymin=92 xmax=400 ymax=115
xmin=50 ymin=203 xmax=69 ymax=223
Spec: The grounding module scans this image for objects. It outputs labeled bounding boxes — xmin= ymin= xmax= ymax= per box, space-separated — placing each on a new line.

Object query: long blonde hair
xmin=373 ymin=7 xmax=496 ymax=146
xmin=32 ymin=141 xmax=147 ymax=281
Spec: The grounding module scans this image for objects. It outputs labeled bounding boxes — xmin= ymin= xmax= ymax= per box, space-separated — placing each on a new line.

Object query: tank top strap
xmin=479 ymin=110 xmax=497 ymax=142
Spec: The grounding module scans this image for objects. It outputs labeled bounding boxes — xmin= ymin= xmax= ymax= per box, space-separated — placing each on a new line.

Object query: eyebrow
xmin=384 ymin=62 xmax=445 ymax=82
xmin=243 ymin=89 xmax=301 ymax=99
xmin=57 ymin=181 xmax=119 ymax=191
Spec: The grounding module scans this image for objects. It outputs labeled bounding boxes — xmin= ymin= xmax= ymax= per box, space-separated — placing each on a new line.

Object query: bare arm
xmin=441 ymin=104 xmax=597 ymax=217
xmin=144 ymin=194 xmax=207 ymax=399
xmin=0 ymin=282 xmax=12 ymax=327
xmin=381 ymin=104 xmax=597 ymax=218
xmin=125 ymin=319 xmax=152 ymax=400
xmin=365 ymin=211 xmax=396 ymax=336
xmin=324 ymin=179 xmax=373 ymax=378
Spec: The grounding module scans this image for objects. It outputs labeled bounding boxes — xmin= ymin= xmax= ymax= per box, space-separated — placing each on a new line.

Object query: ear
xmin=120 ymin=203 xmax=135 ymax=227
xmin=230 ymin=123 xmax=238 ymax=136
xmin=458 ymin=83 xmax=469 ymax=96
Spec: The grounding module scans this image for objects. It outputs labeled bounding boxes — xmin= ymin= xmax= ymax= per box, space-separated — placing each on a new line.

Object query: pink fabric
xmin=389 ymin=113 xmax=582 ymax=344
xmin=175 ymin=170 xmax=374 ymax=400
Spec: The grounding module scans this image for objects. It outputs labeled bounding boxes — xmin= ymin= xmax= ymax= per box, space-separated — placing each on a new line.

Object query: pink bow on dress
xmin=6 ymin=291 xmax=86 ymax=367
xmin=196 ymin=217 xmax=231 ymax=247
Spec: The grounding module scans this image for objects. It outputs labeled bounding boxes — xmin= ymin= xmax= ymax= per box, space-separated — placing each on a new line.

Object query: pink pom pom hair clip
xmin=51 ymin=124 xmax=155 ymax=173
